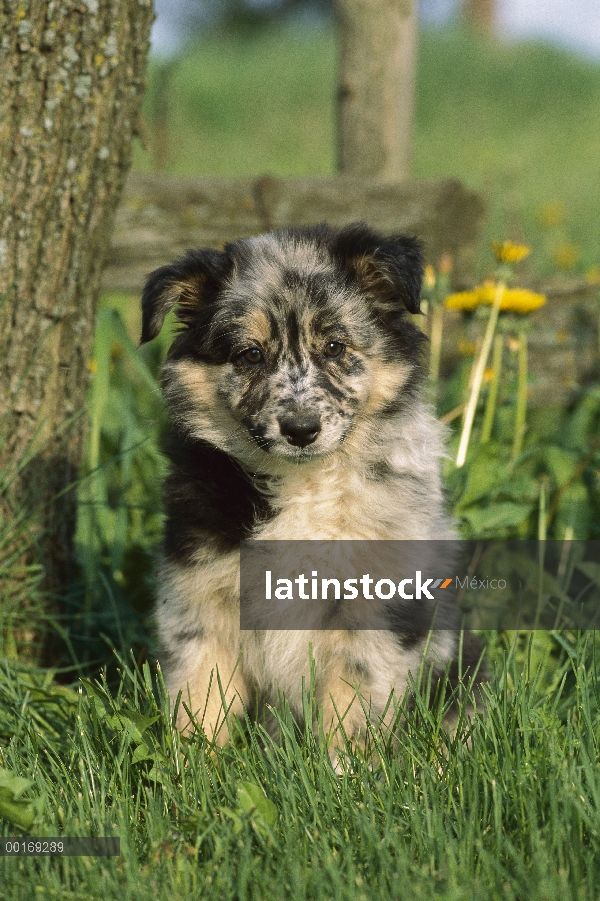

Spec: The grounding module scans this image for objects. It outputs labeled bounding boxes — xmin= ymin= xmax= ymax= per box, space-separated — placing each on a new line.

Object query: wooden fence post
xmin=334 ymin=0 xmax=417 ymax=181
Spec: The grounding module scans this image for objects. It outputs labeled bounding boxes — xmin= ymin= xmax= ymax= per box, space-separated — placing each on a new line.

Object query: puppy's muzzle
xmin=278 ymin=413 xmax=321 ymax=448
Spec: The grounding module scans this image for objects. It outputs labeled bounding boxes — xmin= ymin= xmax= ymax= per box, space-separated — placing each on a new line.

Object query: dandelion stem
xmin=481 ymin=332 xmax=504 ymax=444
xmin=456 ymin=280 xmax=505 ymax=467
xmin=534 ymin=480 xmax=546 ymax=629
xmin=538 ymin=478 xmax=547 ymax=543
xmin=510 ymin=330 xmax=528 ymax=464
xmin=429 ymin=305 xmax=444 ymax=388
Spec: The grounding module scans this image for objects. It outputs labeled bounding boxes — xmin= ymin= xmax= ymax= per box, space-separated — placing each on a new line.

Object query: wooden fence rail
xmin=101 ymin=174 xmax=598 ymax=408
xmin=101 ymin=173 xmax=485 ymax=294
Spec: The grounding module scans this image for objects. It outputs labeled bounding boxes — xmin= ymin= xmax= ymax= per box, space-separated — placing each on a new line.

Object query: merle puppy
xmin=141 ymin=222 xmax=480 ymax=750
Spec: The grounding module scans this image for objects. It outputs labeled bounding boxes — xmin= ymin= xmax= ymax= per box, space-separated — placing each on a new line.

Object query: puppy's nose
xmin=279 ymin=414 xmax=321 ymax=448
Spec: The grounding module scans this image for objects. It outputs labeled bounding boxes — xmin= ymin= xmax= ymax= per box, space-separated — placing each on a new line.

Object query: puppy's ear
xmin=330 ymin=223 xmax=424 ymax=314
xmin=140 ymin=248 xmax=229 ymax=344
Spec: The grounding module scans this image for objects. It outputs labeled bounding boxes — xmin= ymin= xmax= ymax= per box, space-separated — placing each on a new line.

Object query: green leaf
xmin=564 ymin=388 xmax=600 ymax=448
xmin=107 ymin=309 xmax=163 ymax=401
xmin=554 ymin=482 xmax=592 ymax=540
xmin=544 ymin=446 xmax=579 ymax=487
xmin=237 ymin=782 xmax=278 ymax=827
xmin=147 ymin=766 xmax=168 ymax=785
xmin=0 ymin=768 xmax=42 ymax=831
xmin=131 ymin=744 xmax=156 ymax=764
xmin=0 ymin=768 xmax=32 ymax=801
xmin=495 ymin=472 xmax=539 ymax=504
xmin=87 ymin=310 xmax=115 ymax=472
xmin=82 ymin=683 xmax=159 ymax=740
xmin=455 ymin=450 xmax=506 ymax=512
xmin=0 ymin=789 xmax=37 ymax=831
xmin=81 ymin=678 xmax=112 ymax=713
xmin=119 ymin=710 xmax=160 ymax=735
xmin=461 ymin=502 xmax=533 ymax=536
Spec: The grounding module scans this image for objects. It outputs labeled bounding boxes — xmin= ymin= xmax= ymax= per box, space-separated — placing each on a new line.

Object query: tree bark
xmin=0 ymin=0 xmax=153 ymax=626
xmin=334 ymin=0 xmax=417 ymax=180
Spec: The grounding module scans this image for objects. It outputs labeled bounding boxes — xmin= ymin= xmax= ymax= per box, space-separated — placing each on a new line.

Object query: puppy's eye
xmin=241 ymin=348 xmax=263 ymax=365
xmin=324 ymin=341 xmax=345 ymax=359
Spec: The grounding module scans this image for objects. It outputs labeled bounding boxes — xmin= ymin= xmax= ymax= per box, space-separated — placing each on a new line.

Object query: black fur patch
xmin=172 ymin=626 xmax=205 ymax=644
xmin=162 ymin=430 xmax=273 ymax=565
xmin=141 ymin=249 xmax=231 ymax=344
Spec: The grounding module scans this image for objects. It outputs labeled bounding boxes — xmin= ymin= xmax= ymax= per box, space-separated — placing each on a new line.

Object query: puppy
xmin=141 ymin=222 xmax=481 ymax=751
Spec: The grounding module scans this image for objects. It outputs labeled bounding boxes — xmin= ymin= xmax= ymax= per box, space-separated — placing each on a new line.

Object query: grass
xmin=135 ymin=24 xmax=600 ymax=275
xmin=137 ymin=25 xmax=337 ymax=178
xmin=0 ymin=637 xmax=599 ymax=900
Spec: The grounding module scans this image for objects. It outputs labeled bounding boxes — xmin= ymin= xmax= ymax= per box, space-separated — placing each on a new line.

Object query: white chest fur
xmin=253 ymin=407 xmax=449 ymax=543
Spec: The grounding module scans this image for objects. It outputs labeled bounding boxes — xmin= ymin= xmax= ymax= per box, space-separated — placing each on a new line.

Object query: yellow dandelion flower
xmin=498 ymin=288 xmax=546 ymax=314
xmin=474 ymin=282 xmax=499 ymax=304
xmin=445 ymin=281 xmax=497 ymax=311
xmin=87 ymin=359 xmax=98 ymax=375
xmin=445 ymin=284 xmax=546 ymax=314
xmin=586 ymin=265 xmax=600 ymax=285
xmin=423 ymin=264 xmax=436 ymax=290
xmin=552 ymin=243 xmax=580 ymax=270
xmin=492 ymin=240 xmax=531 ymax=265
xmin=445 ymin=291 xmax=480 ymax=312
xmin=483 ymin=367 xmax=494 ymax=383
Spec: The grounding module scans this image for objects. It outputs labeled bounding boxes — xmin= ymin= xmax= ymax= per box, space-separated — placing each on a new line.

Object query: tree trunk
xmin=0 ymin=0 xmax=154 ymax=643
xmin=334 ymin=0 xmax=417 ymax=180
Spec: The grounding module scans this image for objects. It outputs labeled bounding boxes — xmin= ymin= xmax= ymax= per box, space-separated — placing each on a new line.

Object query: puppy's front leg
xmin=162 ymin=634 xmax=249 ymax=745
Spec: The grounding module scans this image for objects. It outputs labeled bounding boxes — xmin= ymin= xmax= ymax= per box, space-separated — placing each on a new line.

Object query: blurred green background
xmin=132 ymin=23 xmax=600 ymax=276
